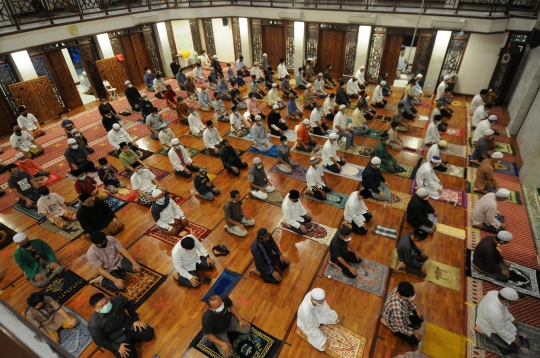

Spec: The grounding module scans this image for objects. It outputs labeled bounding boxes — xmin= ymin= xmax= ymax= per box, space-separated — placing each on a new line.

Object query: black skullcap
xmin=339 ymin=226 xmax=351 ymax=236
xmin=280 ymin=135 xmax=287 ymax=141
xmin=257 ymin=228 xmax=268 ymax=238
xmin=206 ymin=120 xmax=213 ymax=126
xmin=359 ymin=188 xmax=372 ymax=199
xmin=413 ymin=228 xmax=428 ymax=240
xmin=72 ymin=168 xmax=83 ymax=176
xmin=289 ymin=190 xmax=300 ymax=199
xmin=151 ymin=107 xmax=159 ymax=113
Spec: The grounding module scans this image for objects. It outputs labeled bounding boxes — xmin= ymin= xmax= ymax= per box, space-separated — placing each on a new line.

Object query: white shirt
xmin=203 ymin=127 xmax=222 ymax=149
xmin=372 ymin=85 xmax=384 ymax=104
xmin=426 ymin=143 xmax=440 ymax=163
xmin=473 ymin=119 xmax=492 ymax=142
xmin=470 ymin=94 xmax=485 ymax=114
xmin=310 ymin=108 xmax=322 ymax=128
xmin=230 ymin=112 xmax=244 ymax=133
xmin=472 ymin=105 xmax=488 ymax=127
xmin=314 ymin=79 xmax=326 ymax=93
xmin=130 ymin=169 xmax=157 ymax=193
xmin=153 ymin=199 xmax=185 ymax=230
xmin=235 ymin=59 xmax=245 ymax=70
xmin=198 ymin=54 xmax=210 ymax=66
xmin=194 ymin=67 xmax=205 ymax=78
xmin=10 ymin=132 xmax=35 ymax=151
xmin=79 ymin=74 xmax=91 ymax=90
xmin=251 ymin=66 xmax=263 ymax=80
xmin=471 ymin=193 xmax=501 ymax=228
xmin=268 ymin=88 xmax=281 ymax=105
xmin=323 ymin=97 xmax=335 ymax=116
xmin=354 ymin=69 xmax=365 ymax=83
xmin=277 ymin=63 xmax=288 ymax=79
xmin=108 ymin=128 xmax=132 ymax=150
xmin=297 ymin=291 xmax=338 ymax=351
xmin=17 ymin=113 xmax=38 ymax=130
xmin=153 ymin=78 xmax=165 ymax=92
xmin=333 ymin=111 xmax=347 ymax=132
xmin=430 ymin=107 xmax=441 ymax=122
xmin=344 ymin=192 xmax=369 ymax=227
xmin=476 ymin=290 xmax=517 ymax=345
xmin=322 ymin=139 xmax=340 ymax=167
xmin=424 ymin=122 xmax=440 ymax=144
xmin=168 ymin=146 xmax=193 ymax=171
xmin=416 ymin=162 xmax=442 ymax=194
xmin=37 ymin=192 xmax=66 ymax=217
xmin=347 ymin=79 xmax=359 ymax=95
xmin=436 ymin=80 xmax=447 ymax=99
xmin=158 ymin=128 xmax=174 ymax=147
xmin=188 ymin=112 xmax=205 ymax=133
xmin=306 ymin=164 xmax=325 ymax=189
xmin=171 ymin=237 xmax=209 ymax=279
xmin=282 ymin=194 xmax=308 ymax=228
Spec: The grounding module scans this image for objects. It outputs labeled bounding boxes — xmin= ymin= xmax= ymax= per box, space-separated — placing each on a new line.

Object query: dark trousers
xmin=250 ymin=113 xmax=266 ymax=121
xmin=175 ymin=163 xmax=199 ymax=178
xmin=331 ymin=251 xmax=361 ymax=278
xmin=326 ymin=113 xmax=335 ymax=121
xmin=297 ymin=139 xmax=316 ymax=152
xmin=490 ymin=333 xmax=523 ymax=355
xmin=374 ymin=101 xmax=386 ymax=108
xmin=310 ymin=184 xmax=332 ymax=200
xmin=433 ymin=163 xmax=447 ymax=172
xmin=177 ymin=257 xmax=214 ymax=288
xmin=70 ymin=160 xmax=96 ymax=175
xmin=112 ymin=324 xmax=155 ymax=358
xmin=402 ymin=111 xmax=415 ymax=120
xmin=260 ymin=258 xmax=290 ymax=284
xmin=288 ymin=216 xmax=313 ymax=235
xmin=325 ymin=159 xmax=346 ymax=173
xmin=438 ymin=122 xmax=449 ymax=132
xmin=224 ymin=158 xmax=248 ymax=175
xmin=101 ymin=258 xmax=136 ymax=292
xmin=351 ymin=213 xmax=372 ymax=235
xmin=392 ymin=310 xmax=424 ymax=345
xmin=441 ymin=108 xmax=452 ymax=118
xmin=296 ymin=84 xmax=307 ymax=90
xmin=363 ymin=111 xmax=374 ymax=120
xmin=17 ymin=189 xmax=41 ymax=208
xmin=313 ymin=124 xmax=328 ymax=135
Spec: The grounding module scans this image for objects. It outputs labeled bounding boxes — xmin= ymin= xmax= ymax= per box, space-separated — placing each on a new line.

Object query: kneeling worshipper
xmin=203 ymin=120 xmax=223 ymax=156
xmin=65 ymin=138 xmax=96 ymax=174
xmin=73 ymin=168 xmax=108 ymax=201
xmin=229 ymin=107 xmax=250 ymax=136
xmin=219 ymin=139 xmax=248 ymax=176
xmin=424 ymin=115 xmax=442 ymax=146
xmin=13 ymin=233 xmax=64 ymax=287
xmin=375 ymin=132 xmax=405 ymax=174
xmin=17 ymin=107 xmax=44 ymax=137
xmin=249 ymin=228 xmax=290 ymax=284
xmin=15 ymin=152 xmax=49 ymax=177
xmin=282 ymin=190 xmax=313 ymax=235
xmin=426 ymin=140 xmax=448 ymax=172
xmin=11 ymin=123 xmax=44 ymax=159
xmin=470 ymin=130 xmax=494 ymax=166
xmin=473 ymin=152 xmax=503 ymax=194
xmin=322 ymin=133 xmax=346 ymax=174
xmin=26 ymin=292 xmax=79 ymax=343
xmin=87 ymin=232 xmax=140 ymax=292
xmin=108 ymin=124 xmax=137 ymax=154
xmin=223 ymin=189 xmax=255 ymax=237
xmin=131 ymin=161 xmax=163 ymax=205
xmin=188 ymin=107 xmax=206 ymax=137
xmin=472 ymin=188 xmax=510 ymax=233
xmin=361 ymin=157 xmax=391 ymax=201
xmin=37 ymin=187 xmax=77 ymax=228
xmin=296 ymin=119 xmax=317 ymax=152
xmin=89 ymin=293 xmax=155 ymax=358
xmin=277 ymin=135 xmax=299 ymax=173
xmin=371 ymin=81 xmax=388 ymax=108
xmin=396 ymin=229 xmax=429 ymax=278
xmin=268 ymin=105 xmax=289 ymax=136
xmin=119 ymin=142 xmax=147 ymax=173
xmin=310 ymin=103 xmax=328 ymax=135
xmin=252 ymin=115 xmax=274 ymax=152
xmin=97 ymin=158 xmax=127 ymax=194
xmin=406 ymin=188 xmax=438 ymax=234
xmin=6 ymin=164 xmax=40 ymax=208
xmin=343 ymin=188 xmax=373 ymax=235
xmin=194 ymin=167 xmax=221 ymax=201
xmin=172 ymin=235 xmax=216 ymax=288
xmin=475 ymin=288 xmax=525 ymax=355
xmin=329 ymin=226 xmax=364 ymax=278
xmin=415 ymin=156 xmax=443 ymax=199
xmin=297 ymin=288 xmax=339 ymax=352
xmin=306 ymin=157 xmax=332 ymax=200
xmin=473 ymin=115 xmax=499 ymax=143
xmin=151 ymin=189 xmax=187 ymax=235
xmin=247 ymin=157 xmax=275 ymax=200
xmin=77 ymin=192 xmax=124 ymax=236
xmin=382 ymin=282 xmax=424 ymax=345
xmin=168 ymin=138 xmax=200 ymax=178
xmin=472 ymin=231 xmax=513 ymax=282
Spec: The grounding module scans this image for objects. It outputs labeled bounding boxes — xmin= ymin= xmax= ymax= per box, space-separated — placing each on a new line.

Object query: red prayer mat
xmin=145 ymin=221 xmax=212 ymax=246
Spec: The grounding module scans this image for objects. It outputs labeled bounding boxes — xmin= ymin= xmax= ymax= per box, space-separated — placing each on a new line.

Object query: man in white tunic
xmin=297 ymin=288 xmax=339 ymax=352
xmin=251 ymin=115 xmax=273 ymax=152
xmin=188 ymin=107 xmax=206 ymax=137
xmin=172 ymin=235 xmax=216 ymax=288
xmin=416 ymin=156 xmax=443 ymax=199
xmin=343 ymin=189 xmax=372 ymax=235
xmin=277 ymin=58 xmax=288 ymax=81
xmin=281 ymin=189 xmax=312 ymax=235
xmin=322 ymin=133 xmax=346 ymax=173
xmin=306 ymin=157 xmax=332 ymax=200
xmin=347 ymin=77 xmax=360 ymax=98
xmin=371 ymin=82 xmax=387 ymax=108
xmin=10 ymin=123 xmax=43 ymax=158
xmin=268 ymin=83 xmax=285 ymax=108
xmin=475 ymin=288 xmax=524 ymax=355
xmin=168 ymin=138 xmax=199 ymax=178
xmin=424 ymin=116 xmax=441 ymax=146
xmin=426 ymin=140 xmax=448 ymax=172
xmin=130 ymin=162 xmax=162 ymax=206
xmin=472 ymin=102 xmax=492 ymax=127
xmin=150 ymin=189 xmax=187 ymax=235
xmin=413 ymin=74 xmax=423 ymax=96
xmin=354 ymin=66 xmax=367 ymax=88
xmin=108 ymin=123 xmax=135 ymax=152
xmin=471 ymin=188 xmax=510 ymax=233
xmin=470 ymin=89 xmax=489 ymax=115
xmin=202 ymin=120 xmax=223 ymax=156
xmin=473 ymin=115 xmax=497 ymax=142
xmin=333 ymin=104 xmax=354 ymax=151
xmin=17 ymin=107 xmax=44 ymax=137
xmin=436 ymin=76 xmax=450 ymax=99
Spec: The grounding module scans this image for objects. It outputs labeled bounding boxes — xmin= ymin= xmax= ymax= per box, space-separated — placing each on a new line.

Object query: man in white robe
xmin=343 ymin=189 xmax=372 ymax=235
xmin=202 ymin=120 xmax=223 ymax=156
xmin=471 ymin=188 xmax=510 ymax=233
xmin=424 ymin=116 xmax=441 ymax=146
xmin=150 ymin=189 xmax=187 ymax=235
xmin=277 ymin=58 xmax=288 ymax=80
xmin=188 ymin=107 xmax=206 ymax=137
xmin=473 ymin=115 xmax=497 ymax=142
xmin=306 ymin=157 xmax=332 ymax=200
xmin=470 ymin=89 xmax=489 ymax=115
xmin=371 ymin=82 xmax=387 ymax=108
xmin=426 ymin=140 xmax=448 ymax=172
xmin=472 ymin=102 xmax=492 ymax=127
xmin=416 ymin=156 xmax=443 ymax=199
xmin=281 ymin=190 xmax=312 ymax=235
xmin=436 ymin=76 xmax=450 ymax=99
xmin=346 ymin=78 xmax=360 ymax=97
xmin=354 ymin=66 xmax=367 ymax=88
xmin=297 ymin=288 xmax=338 ymax=352
xmin=168 ymin=138 xmax=199 ymax=178
xmin=108 ymin=123 xmax=134 ymax=152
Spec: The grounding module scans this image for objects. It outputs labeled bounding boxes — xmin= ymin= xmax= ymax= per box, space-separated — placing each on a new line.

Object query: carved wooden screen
xmin=343 ymin=27 xmax=359 ymax=77
xmin=190 ymin=19 xmax=202 ymax=54
xmin=9 ymin=76 xmax=62 ymax=122
xmin=110 ymin=37 xmax=122 ymax=56
xmin=380 ymin=34 xmax=403 ymax=86
xmin=0 ymin=56 xmax=20 ymax=114
xmin=411 ymin=30 xmax=437 ymax=78
xmin=143 ymin=29 xmax=163 ymax=75
xmin=251 ymin=19 xmax=263 ymax=64
xmin=285 ymin=27 xmax=295 ymax=70
xmin=305 ymin=24 xmax=319 ymax=65
xmin=317 ymin=30 xmax=346 ymax=76
xmin=262 ymin=25 xmax=285 ymax=70
xmin=117 ymin=35 xmax=143 ymax=85
xmin=232 ymin=18 xmax=242 ymax=60
xmin=366 ymin=27 xmax=387 ymax=82
xmin=130 ymin=33 xmax=153 ymax=77
xmin=439 ymin=32 xmax=470 ymax=79
xmin=29 ymin=54 xmax=66 ymax=109
xmin=165 ymin=21 xmax=178 ymax=58
xmin=95 ymin=58 xmax=128 ymax=99
xmin=78 ymin=40 xmax=106 ymax=99
xmin=43 ymin=51 xmax=83 ymax=109
xmin=202 ymin=19 xmax=217 ymax=57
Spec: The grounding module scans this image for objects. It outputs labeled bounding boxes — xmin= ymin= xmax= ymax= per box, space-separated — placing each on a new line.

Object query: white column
xmin=354 ymin=26 xmax=372 ymax=72
xmin=96 ymin=33 xmax=115 ymax=58
xmin=293 ymin=22 xmax=305 ymax=74
xmin=61 ymin=49 xmax=79 ymax=83
xmin=11 ymin=51 xmax=38 ymax=81
xmin=171 ymin=20 xmax=194 ymax=54
xmin=155 ymin=22 xmax=173 ymax=77
xmin=198 ymin=19 xmax=207 ymax=53
xmin=211 ymin=18 xmax=235 ymax=63
xmin=239 ymin=17 xmax=252 ymax=63
xmin=423 ymin=30 xmax=451 ymax=94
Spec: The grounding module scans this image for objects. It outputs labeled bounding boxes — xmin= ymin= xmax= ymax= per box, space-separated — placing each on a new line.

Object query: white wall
xmin=239 ymin=17 xmax=252 ymax=63
xmin=517 ymin=88 xmax=540 ymax=186
xmin=454 ymin=32 xmax=507 ymax=95
xmin=403 ymin=46 xmax=416 ymax=68
xmin=211 ymin=18 xmax=235 ymax=63
xmin=293 ymin=21 xmax=305 ymax=75
xmin=354 ymin=25 xmax=371 ymax=72
xmin=155 ymin=22 xmax=173 ymax=77
xmin=172 ymin=19 xmax=194 ymax=55
xmin=198 ymin=19 xmax=207 ymax=54
xmin=11 ymin=51 xmax=37 ymax=81
xmin=424 ymin=30 xmax=451 ymax=94
xmin=61 ymin=48 xmax=79 ymax=83
xmin=96 ymin=33 xmax=114 ymax=58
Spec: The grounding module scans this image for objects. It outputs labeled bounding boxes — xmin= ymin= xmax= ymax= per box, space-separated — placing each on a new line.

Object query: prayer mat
xmin=145 ymin=221 xmax=212 ymax=245
xmin=366 ymin=191 xmax=411 ymax=211
xmin=35 ymin=173 xmax=63 ymax=187
xmin=338 ymin=144 xmax=375 ymax=158
xmin=59 ymin=307 xmax=93 ymax=357
xmin=310 ymin=130 xmax=331 ymax=139
xmin=323 ymin=259 xmax=389 ymax=297
xmin=418 ymin=157 xmax=466 ymax=179
xmin=523 ymin=185 xmax=540 ymax=252
xmin=291 ymin=144 xmax=324 ymax=158
xmin=12 ymin=204 xmax=46 ymax=222
xmin=155 ymin=147 xmax=169 ymax=156
xmin=269 ymin=163 xmax=308 ymax=182
xmin=390 ymin=249 xmax=425 ymax=279
xmin=421 ymin=140 xmax=467 ymax=158
xmin=322 ymin=163 xmax=364 ymax=181
xmin=0 ymin=224 xmax=16 ymax=251
xmin=133 ymin=192 xmax=186 ymax=208
xmin=442 ymin=126 xmax=464 ymax=137
xmin=403 ymin=146 xmax=423 ymax=154
xmin=372 ymin=225 xmax=397 ymax=239
xmin=261 ymin=190 xmax=287 ymax=207
xmin=296 ymin=324 xmax=367 ymax=358
xmin=201 ymin=269 xmax=243 ymax=302
xmin=303 ymin=191 xmax=349 ymax=209
xmin=190 ymin=324 xmax=281 ymax=358
xmin=466 ymin=249 xmax=540 ymax=299
xmin=384 ymin=103 xmax=397 ymax=111
xmin=247 ymin=145 xmax=278 ymax=158
xmin=386 ymin=163 xmax=417 ymax=179
xmin=39 ymin=270 xmax=87 ymax=305
xmin=225 ymin=130 xmax=254 ymax=142
xmin=468 ymin=137 xmax=516 ymax=155
xmin=39 ymin=211 xmax=84 ymax=241
xmin=493 ymin=161 xmax=519 ymax=176
xmin=419 ymin=103 xmax=432 ymax=108
xmin=92 ymin=263 xmax=166 ymax=308
xmin=110 ymin=187 xmax=138 ymax=202
xmin=437 ymin=224 xmax=466 ymax=240
xmin=201 ymin=148 xmax=245 ymax=158
xmin=101 ymin=195 xmax=129 ymax=212
xmin=475 ymin=319 xmax=540 ymax=357
xmin=269 ymin=129 xmax=297 ymax=142
xmin=410 ymin=181 xmax=465 ymax=207
xmin=108 ymin=147 xmax=154 ymax=161
xmin=451 ymin=101 xmax=466 ymax=108
xmin=118 ymin=165 xmax=170 ymax=180
xmin=375 ymin=115 xmax=391 ymax=122
xmin=185 ymin=146 xmax=202 ymax=158
xmin=466 ymin=182 xmax=522 ymax=205
xmin=391 ymin=93 xmax=403 ymax=99
xmin=421 ymin=322 xmax=466 ymax=358
xmin=342 ymin=125 xmax=384 ymax=139
xmin=278 ymin=221 xmax=337 ymax=245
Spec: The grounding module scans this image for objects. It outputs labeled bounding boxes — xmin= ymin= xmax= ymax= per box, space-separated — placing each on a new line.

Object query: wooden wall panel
xmin=317 ymin=30 xmax=346 ymax=76
xmin=130 ymin=33 xmax=153 ymax=75
xmin=119 ymin=36 xmax=143 ymax=85
xmin=45 ymin=50 xmax=83 ymax=109
xmin=380 ymin=35 xmax=403 ymax=85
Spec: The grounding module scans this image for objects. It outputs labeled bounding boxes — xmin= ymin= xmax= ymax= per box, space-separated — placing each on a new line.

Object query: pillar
xmin=354 ymin=26 xmax=372 ymax=71
xmin=155 ymin=22 xmax=173 ymax=77
xmin=423 ymin=30 xmax=452 ymax=94
xmin=11 ymin=51 xmax=38 ymax=81
xmin=239 ymin=17 xmax=252 ymax=63
xmin=96 ymin=33 xmax=115 ymax=58
xmin=293 ymin=22 xmax=305 ymax=74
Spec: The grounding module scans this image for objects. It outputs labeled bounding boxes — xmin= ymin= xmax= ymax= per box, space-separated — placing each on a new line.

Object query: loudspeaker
xmin=529 ymin=27 xmax=540 ymax=49
xmin=222 ymin=18 xmax=228 ymax=26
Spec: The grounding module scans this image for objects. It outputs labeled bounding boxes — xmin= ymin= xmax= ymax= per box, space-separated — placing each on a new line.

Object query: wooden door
xmin=0 ymin=91 xmax=16 ymax=135
xmin=45 ymin=50 xmax=83 ymax=109
xmin=130 ymin=33 xmax=153 ymax=77
xmin=380 ymin=35 xmax=403 ymax=85
xmin=317 ymin=30 xmax=347 ymax=76
xmin=119 ymin=36 xmax=143 ymax=85
xmin=9 ymin=76 xmax=63 ymax=122
xmin=489 ymin=45 xmax=524 ymax=105
xmin=78 ymin=41 xmax=107 ymax=100
xmin=95 ymin=58 xmax=128 ymax=97
xmin=262 ymin=26 xmax=285 ymax=70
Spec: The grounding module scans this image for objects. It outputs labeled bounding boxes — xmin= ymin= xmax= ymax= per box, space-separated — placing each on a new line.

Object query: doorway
xmin=317 ymin=30 xmax=347 ymax=77
xmin=65 ymin=47 xmax=97 ymax=105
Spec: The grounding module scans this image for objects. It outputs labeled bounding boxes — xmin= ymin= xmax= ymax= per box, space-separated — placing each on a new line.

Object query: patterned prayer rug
xmin=110 ymin=187 xmax=138 ymax=202
xmin=108 ymin=147 xmax=154 ymax=161
xmin=261 ymin=190 xmax=287 ymax=207
xmin=375 ymin=115 xmax=391 ymax=122
xmin=441 ymin=164 xmax=466 ymax=179
xmin=155 ymin=147 xmax=169 ymax=156
xmin=145 ymin=221 xmax=212 ymax=246
xmin=39 ymin=270 xmax=87 ymax=305
xmin=419 ymin=103 xmax=432 ymax=108
xmin=181 ymin=146 xmax=202 ymax=158
xmin=59 ymin=307 xmax=93 ymax=357
xmin=442 ymin=126 xmax=464 ymax=137
xmin=247 ymin=145 xmax=278 ymax=158
xmin=467 ymin=159 xmax=519 ymax=177
xmin=291 ymin=144 xmax=324 ymax=158
xmin=133 ymin=192 xmax=186 ymax=208
xmin=468 ymin=137 xmax=516 ymax=155
xmin=118 ymin=165 xmax=170 ymax=180
xmin=420 ymin=140 xmax=467 ymax=158
xmin=225 ymin=130 xmax=254 ymax=142
xmin=296 ymin=324 xmax=367 ymax=358
xmin=421 ymin=322 xmax=466 ymax=358
xmin=39 ymin=210 xmax=84 ymax=241
xmin=523 ymin=185 xmax=540 ymax=252
xmin=278 ymin=221 xmax=337 ymax=245
xmin=303 ymin=191 xmax=349 ymax=209
xmin=190 ymin=324 xmax=281 ymax=358
xmin=451 ymin=101 xmax=467 ymax=108
xmin=324 ymin=259 xmax=389 ymax=297
xmin=73 ymin=195 xmax=128 ymax=212
xmin=269 ymin=129 xmax=297 ymax=142
xmin=339 ymin=144 xmax=375 ymax=158
xmin=92 ymin=263 xmax=166 ymax=308
xmin=371 ymin=225 xmax=397 ymax=239
xmin=0 ymin=224 xmax=16 ymax=251
xmin=386 ymin=163 xmax=417 ymax=179
xmin=269 ymin=163 xmax=308 ymax=182
xmin=384 ymin=103 xmax=397 ymax=111
xmin=35 ymin=173 xmax=63 ymax=187
xmin=201 ymin=269 xmax=242 ymax=302
xmin=410 ymin=181 xmax=466 ymax=207
xmin=12 ymin=204 xmax=46 ymax=222
xmin=322 ymin=163 xmax=364 ymax=181
xmin=466 ymin=182 xmax=522 ymax=205
xmin=366 ymin=191 xmax=411 ymax=211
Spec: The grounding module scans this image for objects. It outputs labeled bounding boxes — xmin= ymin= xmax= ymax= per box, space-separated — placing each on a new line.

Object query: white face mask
xmin=345 ymin=237 xmax=352 ymax=242
xmin=215 ymin=302 xmax=225 ymax=313
xmin=408 ymin=294 xmax=416 ymax=301
xmin=175 ymin=145 xmax=182 ymax=150
xmin=282 ymin=141 xmax=288 ymax=146
xmin=75 ymin=133 xmax=81 ymax=137
xmin=423 ymin=196 xmax=429 ymax=201
xmin=137 ymin=169 xmax=144 ymax=174
xmin=128 ymin=84 xmax=133 ymax=88
xmin=147 ymin=70 xmax=151 ymax=74
xmin=156 ymin=197 xmax=165 ymax=204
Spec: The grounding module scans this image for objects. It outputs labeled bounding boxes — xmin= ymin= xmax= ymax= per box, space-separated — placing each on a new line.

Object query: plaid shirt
xmin=383 ymin=288 xmax=417 ymax=335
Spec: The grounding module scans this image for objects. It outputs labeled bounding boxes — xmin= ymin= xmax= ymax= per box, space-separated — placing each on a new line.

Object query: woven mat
xmin=200 ymin=269 xmax=242 ymax=302
xmin=339 ymin=144 xmax=375 ymax=158
xmin=145 ymin=221 xmax=212 ymax=246
xmin=133 ymin=192 xmax=186 ymax=208
xmin=269 ymin=163 xmax=308 ymax=182
xmin=291 ymin=144 xmax=324 ymax=158
xmin=277 ymin=221 xmax=336 ymax=245
xmin=366 ymin=191 xmax=411 ymax=211
xmin=39 ymin=270 xmax=87 ymax=305
xmin=303 ymin=190 xmax=349 ymax=209
xmin=322 ymin=163 xmax=364 ymax=181
xmin=296 ymin=324 xmax=367 ymax=358
xmin=324 ymin=259 xmax=389 ymax=297
xmin=421 ymin=322 xmax=466 ymax=358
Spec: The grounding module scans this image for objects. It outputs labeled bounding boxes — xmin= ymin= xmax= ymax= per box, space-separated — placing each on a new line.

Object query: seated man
xmin=151 ymin=189 xmax=187 ymax=234
xmin=139 ymin=93 xmax=154 ymax=118
xmin=251 ymin=115 xmax=274 ymax=152
xmin=217 ymin=76 xmax=232 ymax=101
xmin=17 ymin=107 xmax=44 ymax=137
xmin=219 ymin=139 xmax=247 ymax=176
xmin=188 ymin=107 xmax=206 ymax=137
xmin=184 ymin=77 xmax=198 ymax=101
xmin=375 ymin=132 xmax=404 ymax=174
xmin=474 ymin=152 xmax=503 ymax=194
xmin=119 ymin=142 xmax=146 ymax=173
xmin=322 ymin=133 xmax=346 ymax=173
xmin=473 ymin=115 xmax=498 ymax=143
xmin=329 ymin=226 xmax=363 ymax=278
xmin=415 ymin=156 xmax=443 ymax=199
xmin=276 ymin=135 xmax=299 ymax=174
xmin=268 ymin=83 xmax=285 ymax=109
xmin=268 ymin=104 xmax=288 ymax=136
xmin=426 ymin=140 xmax=448 ymax=172
xmin=361 ymin=157 xmax=391 ymax=201
xmin=169 ymin=138 xmax=199 ymax=178
xmin=343 ymin=188 xmax=372 ymax=234
xmin=306 ymin=157 xmax=332 ymax=200
xmin=247 ymin=157 xmax=275 ymax=200
xmin=396 ymin=229 xmax=429 ymax=278
xmin=250 ymin=228 xmax=289 ymax=284
xmin=15 ymin=152 xmax=49 ymax=177
xmin=334 ymin=105 xmax=355 ymax=151
xmin=424 ymin=115 xmax=442 ymax=146
xmin=347 ymin=77 xmax=361 ymax=98
xmin=387 ymin=122 xmax=403 ymax=151
xmin=202 ymin=294 xmax=251 ymax=358
xmin=250 ymin=76 xmax=265 ymax=99
xmin=198 ymin=86 xmax=214 ymax=112
xmin=73 ymin=168 xmax=108 ymax=201
xmin=391 ymin=103 xmax=409 ymax=133
xmin=213 ymin=92 xmax=230 ymax=123
xmin=97 ymin=158 xmax=127 ymax=194
xmin=131 ymin=162 xmax=161 ymax=205
xmin=172 ymin=235 xmax=216 ymax=288
xmin=472 ymin=188 xmax=510 ymax=233
xmin=472 ymin=231 xmax=513 ymax=282
xmin=297 ymin=288 xmax=338 ymax=352
xmin=310 ymin=102 xmax=329 ymax=135
xmin=246 ymin=93 xmax=266 ymax=120
xmin=203 ymin=120 xmax=223 ymax=156
xmin=282 ymin=75 xmax=297 ymax=99
xmin=194 ymin=167 xmax=221 ymax=201
xmin=26 ymin=293 xmax=78 ymax=343
xmin=145 ymin=107 xmax=163 ymax=140
xmin=472 ymin=102 xmax=492 ymax=128
xmin=70 ymin=128 xmax=94 ymax=154
xmin=229 ymin=106 xmax=250 ymax=137
xmin=351 ymin=105 xmax=370 ymax=136
xmin=65 ymin=138 xmax=96 ymax=175
xmin=323 ymin=65 xmax=336 ymax=88
xmin=223 ymin=190 xmax=255 ymax=237
xmin=124 ymin=80 xmax=141 ymax=112
xmin=101 ymin=109 xmax=120 ymax=133
xmin=303 ymin=84 xmax=317 ymax=110
xmin=77 ymin=192 xmax=124 ymax=236
xmin=89 ymin=293 xmax=154 ymax=358
xmin=470 ymin=130 xmax=494 ymax=166
xmin=175 ymin=97 xmax=190 ymax=125
xmin=13 ymin=233 xmax=64 ymax=287
xmin=383 ymin=282 xmax=424 ymax=345
xmin=6 ymin=164 xmax=40 ymax=208
xmin=11 ymin=123 xmax=44 ymax=158
xmin=371 ymin=82 xmax=387 ymax=108
xmin=475 ymin=288 xmax=524 ymax=355
xmin=282 ymin=190 xmax=312 ymax=235
xmin=314 ymin=73 xmax=328 ymax=98
xmin=296 ymin=119 xmax=317 ymax=152
xmin=87 ymin=232 xmax=140 ymax=292
xmin=108 ymin=123 xmax=136 ymax=154
xmin=323 ymin=93 xmax=338 ymax=120
xmin=37 ymin=187 xmax=77 ymax=228
xmin=406 ymin=188 xmax=438 ymax=234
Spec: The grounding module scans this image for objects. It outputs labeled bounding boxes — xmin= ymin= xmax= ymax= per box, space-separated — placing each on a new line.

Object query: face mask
xmin=423 ymin=196 xmax=429 ymax=201
xmin=100 ymin=301 xmax=112 ymax=314
xmin=79 ymin=175 xmax=86 ymax=181
xmin=345 ymin=238 xmax=352 ymax=242
xmin=408 ymin=294 xmax=416 ymax=301
xmin=12 ymin=169 xmax=20 ymax=177
xmin=375 ymin=164 xmax=381 ymax=169
xmin=215 ymin=302 xmax=225 ymax=313
xmin=175 ymin=145 xmax=182 ymax=150
xmin=156 ymin=197 xmax=165 ymax=205
xmin=147 ymin=70 xmax=151 ymax=74
xmin=128 ymin=84 xmax=133 ymax=88
xmin=144 ymin=98 xmax=149 ymax=101
xmin=22 ymin=113 xmax=28 ymax=117
xmin=137 ymin=169 xmax=144 ymax=174
xmin=282 ymin=141 xmax=288 ymax=146
xmin=15 ymin=129 xmax=22 ymax=135
xmin=102 ymin=165 xmax=108 ymax=169
xmin=61 ymin=117 xmax=68 ymax=121
xmin=43 ymin=194 xmax=50 ymax=199
xmin=74 ymin=133 xmax=81 ymax=137
xmin=97 ymin=241 xmax=108 ymax=249
xmin=71 ymin=145 xmax=79 ymax=150
xmin=497 ymin=160 xmax=501 ymax=164
xmin=256 ymin=165 xmax=263 ymax=169
xmin=114 ymin=128 xmax=120 ymax=132
xmin=251 ymin=97 xmax=255 ymax=101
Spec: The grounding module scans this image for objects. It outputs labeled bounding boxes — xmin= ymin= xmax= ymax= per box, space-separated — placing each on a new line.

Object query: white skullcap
xmin=306 ymin=84 xmax=312 ymax=88
xmin=13 ymin=233 xmax=27 ymax=243
xmin=253 ymin=157 xmax=262 ymax=164
xmin=496 ymin=188 xmax=510 ymax=198
xmin=318 ymin=73 xmax=323 ymax=77
xmin=415 ymin=74 xmax=423 ymax=79
xmin=311 ymin=288 xmax=326 ymax=301
xmin=484 ymin=129 xmax=494 ymax=136
xmin=151 ymin=189 xmax=163 ymax=198
xmin=15 ymin=152 xmax=25 ymax=159
xmin=497 ymin=231 xmax=513 ymax=242
xmin=443 ymin=76 xmax=450 ymax=80
xmin=124 ymin=80 xmax=131 ymax=85
xmin=307 ymin=58 xmax=313 ymax=61
xmin=303 ymin=119 xmax=310 ymax=125
xmin=360 ymin=66 xmax=365 ymax=70
xmin=417 ymin=188 xmax=428 ymax=197
xmin=438 ymin=140 xmax=447 ymax=148
xmin=431 ymin=155 xmax=442 ymax=164
xmin=82 ymin=71 xmax=86 ymax=75
xmin=67 ymin=138 xmax=77 ymax=145
xmin=209 ymin=67 xmax=214 ymax=70
xmin=488 ymin=115 xmax=497 ymax=122
xmin=273 ymin=104 xmax=279 ymax=109
xmin=310 ymin=157 xmax=318 ymax=164
xmin=500 ymin=287 xmax=519 ymax=301
xmin=380 ymin=81 xmax=387 ymax=86
xmin=371 ymin=157 xmax=381 ymax=165
xmin=339 ymin=104 xmax=346 ymax=110
xmin=272 ymin=83 xmax=277 ymax=87
xmin=253 ymin=62 xmax=258 ymax=66
xmin=213 ymin=55 xmax=217 ymax=59
xmin=112 ymin=123 xmax=120 ymax=129
xmin=492 ymin=151 xmax=503 ymax=159
xmin=141 ymin=93 xmax=147 ymax=97
xmin=263 ymin=53 xmax=267 ymax=57
xmin=254 ymin=115 xmax=262 ymax=121
xmin=329 ymin=133 xmax=338 ymax=139
xmin=171 ymin=138 xmax=180 ymax=145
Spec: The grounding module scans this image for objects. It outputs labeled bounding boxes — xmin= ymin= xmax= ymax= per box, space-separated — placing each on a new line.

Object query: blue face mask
xmin=156 ymin=197 xmax=165 ymax=205
xmin=100 ymin=301 xmax=112 ymax=314
xmin=79 ymin=175 xmax=86 ymax=181
xmin=71 ymin=145 xmax=79 ymax=150
xmin=43 ymin=194 xmax=50 ymax=199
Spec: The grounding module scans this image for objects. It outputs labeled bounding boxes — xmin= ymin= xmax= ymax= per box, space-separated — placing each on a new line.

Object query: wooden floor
xmin=0 ymin=77 xmax=519 ymax=358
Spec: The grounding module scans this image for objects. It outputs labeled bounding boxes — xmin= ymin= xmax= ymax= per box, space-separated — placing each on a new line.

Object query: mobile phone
xmin=203 ymin=277 xmax=211 ymax=285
